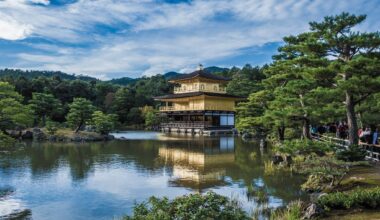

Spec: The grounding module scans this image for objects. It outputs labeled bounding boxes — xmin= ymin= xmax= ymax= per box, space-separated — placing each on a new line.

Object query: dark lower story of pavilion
xmin=159 ymin=110 xmax=235 ymax=131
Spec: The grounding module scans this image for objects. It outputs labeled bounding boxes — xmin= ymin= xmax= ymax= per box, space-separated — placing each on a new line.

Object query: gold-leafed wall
xmin=160 ymin=95 xmax=236 ymax=111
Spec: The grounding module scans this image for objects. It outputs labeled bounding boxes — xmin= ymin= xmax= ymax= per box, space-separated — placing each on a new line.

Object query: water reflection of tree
xmin=1 ymin=140 xmax=165 ymax=182
xmin=67 ymin=144 xmax=96 ymax=180
xmin=230 ymin=139 xmax=307 ymax=204
xmin=1 ymin=137 xmax=307 ymax=205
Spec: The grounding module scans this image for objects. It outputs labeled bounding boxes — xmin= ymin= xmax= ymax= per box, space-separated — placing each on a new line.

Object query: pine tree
xmin=66 ymin=98 xmax=95 ymax=133
xmin=304 ymin=12 xmax=380 ymax=145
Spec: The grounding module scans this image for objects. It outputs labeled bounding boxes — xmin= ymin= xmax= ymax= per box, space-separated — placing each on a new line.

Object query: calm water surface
xmin=0 ymin=132 xmax=307 ymax=219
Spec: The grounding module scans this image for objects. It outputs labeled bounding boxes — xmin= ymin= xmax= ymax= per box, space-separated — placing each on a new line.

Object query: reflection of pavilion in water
xmin=159 ymin=137 xmax=235 ymax=192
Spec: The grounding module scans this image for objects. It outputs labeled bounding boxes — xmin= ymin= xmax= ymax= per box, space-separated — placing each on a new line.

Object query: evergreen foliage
xmin=317 ymin=187 xmax=380 ymax=210
xmin=0 ymin=82 xmax=33 ymax=132
xmin=91 ymin=111 xmax=117 ymax=135
xmin=123 ymin=192 xmax=249 ymax=220
xmin=66 ymin=98 xmax=95 ymax=133
xmin=237 ymin=12 xmax=380 ymax=143
xmin=29 ymin=93 xmax=62 ymax=126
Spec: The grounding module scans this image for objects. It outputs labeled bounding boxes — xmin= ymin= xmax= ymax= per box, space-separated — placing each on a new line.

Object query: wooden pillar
xmin=203 ymin=112 xmax=206 ymax=128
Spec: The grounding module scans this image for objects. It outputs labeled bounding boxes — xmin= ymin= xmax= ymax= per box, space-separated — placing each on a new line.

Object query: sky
xmin=0 ymin=0 xmax=379 ymax=79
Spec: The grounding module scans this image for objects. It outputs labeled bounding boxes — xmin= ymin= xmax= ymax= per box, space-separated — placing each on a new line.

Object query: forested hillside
xmin=0 ymin=69 xmax=97 ymax=81
xmin=0 ymin=65 xmax=261 ymax=128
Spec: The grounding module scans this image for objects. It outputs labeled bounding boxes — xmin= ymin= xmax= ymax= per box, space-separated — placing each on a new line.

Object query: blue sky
xmin=0 ymin=0 xmax=379 ymax=79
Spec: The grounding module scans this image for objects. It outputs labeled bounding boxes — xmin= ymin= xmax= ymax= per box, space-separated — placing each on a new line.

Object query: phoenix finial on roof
xmin=198 ymin=64 xmax=203 ymax=71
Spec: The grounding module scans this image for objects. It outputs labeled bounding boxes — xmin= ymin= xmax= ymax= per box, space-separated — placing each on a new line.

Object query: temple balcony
xmin=173 ymin=86 xmax=226 ymax=94
xmin=159 ymin=105 xmax=234 ymax=112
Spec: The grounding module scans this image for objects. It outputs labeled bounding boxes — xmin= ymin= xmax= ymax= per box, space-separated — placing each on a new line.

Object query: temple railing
xmin=159 ymin=105 xmax=234 ymax=111
xmin=173 ymin=87 xmax=226 ymax=94
xmin=160 ymin=121 xmax=212 ymax=129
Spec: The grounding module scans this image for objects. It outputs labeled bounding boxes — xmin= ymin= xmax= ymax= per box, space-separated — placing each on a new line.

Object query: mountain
xmin=0 ymin=69 xmax=97 ymax=81
xmin=162 ymin=67 xmax=229 ymax=80
xmin=203 ymin=66 xmax=229 ymax=74
xmin=163 ymin=71 xmax=181 ymax=79
xmin=0 ymin=66 xmax=231 ymax=86
xmin=106 ymin=77 xmax=137 ymax=86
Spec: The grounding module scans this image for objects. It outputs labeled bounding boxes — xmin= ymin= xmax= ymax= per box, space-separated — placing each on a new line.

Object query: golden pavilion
xmin=155 ymin=65 xmax=244 ymax=133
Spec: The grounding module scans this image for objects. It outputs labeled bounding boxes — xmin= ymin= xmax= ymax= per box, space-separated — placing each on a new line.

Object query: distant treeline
xmin=0 ymin=65 xmax=264 ymax=126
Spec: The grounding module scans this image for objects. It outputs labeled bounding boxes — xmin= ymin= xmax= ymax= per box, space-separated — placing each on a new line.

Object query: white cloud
xmin=0 ymin=0 xmax=379 ymax=78
xmin=29 ymin=0 xmax=50 ymax=5
xmin=0 ymin=14 xmax=32 ymax=40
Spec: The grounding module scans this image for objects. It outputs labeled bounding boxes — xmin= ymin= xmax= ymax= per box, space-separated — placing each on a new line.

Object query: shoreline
xmin=6 ymin=128 xmax=115 ymax=143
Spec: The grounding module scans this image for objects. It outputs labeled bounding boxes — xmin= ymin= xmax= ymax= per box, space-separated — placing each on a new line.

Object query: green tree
xmin=263 ymin=56 xmax=335 ymax=139
xmin=66 ymin=98 xmax=95 ymax=133
xmin=227 ymin=64 xmax=266 ymax=97
xmin=45 ymin=120 xmax=59 ymax=136
xmin=112 ymin=87 xmax=135 ymax=123
xmin=303 ymin=12 xmax=380 ymax=145
xmin=141 ymin=106 xmax=159 ymax=128
xmin=127 ymin=107 xmax=144 ymax=125
xmin=29 ymin=93 xmax=62 ymax=126
xmin=91 ymin=111 xmax=117 ymax=135
xmin=0 ymin=82 xmax=33 ymax=132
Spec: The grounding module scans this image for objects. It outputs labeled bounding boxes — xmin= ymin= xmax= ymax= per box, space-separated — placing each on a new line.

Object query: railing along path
xmin=311 ymin=133 xmax=380 ymax=162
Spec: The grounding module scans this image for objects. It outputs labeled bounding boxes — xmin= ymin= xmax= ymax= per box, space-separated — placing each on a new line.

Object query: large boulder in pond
xmin=302 ymin=203 xmax=323 ymax=219
xmin=6 ymin=130 xmax=21 ymax=139
xmin=105 ymin=134 xmax=115 ymax=141
xmin=32 ymin=128 xmax=47 ymax=141
xmin=272 ymin=155 xmax=284 ymax=164
xmin=21 ymin=130 xmax=33 ymax=139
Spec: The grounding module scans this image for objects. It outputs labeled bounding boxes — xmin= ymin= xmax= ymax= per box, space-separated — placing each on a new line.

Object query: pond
xmin=0 ymin=132 xmax=308 ymax=220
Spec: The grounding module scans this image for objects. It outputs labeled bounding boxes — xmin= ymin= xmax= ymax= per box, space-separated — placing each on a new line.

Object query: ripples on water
xmin=0 ymin=132 xmax=307 ymax=220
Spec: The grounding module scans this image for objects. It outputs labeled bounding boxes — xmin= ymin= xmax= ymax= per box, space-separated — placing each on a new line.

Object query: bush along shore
xmin=4 ymin=127 xmax=115 ymax=143
xmin=123 ymin=192 xmax=250 ymax=220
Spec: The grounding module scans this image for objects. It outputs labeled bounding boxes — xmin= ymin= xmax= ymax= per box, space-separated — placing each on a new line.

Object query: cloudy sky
xmin=0 ymin=0 xmax=379 ymax=79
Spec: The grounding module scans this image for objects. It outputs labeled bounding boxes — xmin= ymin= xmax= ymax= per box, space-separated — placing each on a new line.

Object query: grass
xmin=270 ymin=200 xmax=303 ymax=220
xmin=264 ymin=160 xmax=276 ymax=176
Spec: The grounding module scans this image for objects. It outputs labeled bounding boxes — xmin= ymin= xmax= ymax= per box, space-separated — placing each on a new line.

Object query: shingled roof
xmin=154 ymin=91 xmax=244 ymax=100
xmin=169 ymin=70 xmax=231 ymax=82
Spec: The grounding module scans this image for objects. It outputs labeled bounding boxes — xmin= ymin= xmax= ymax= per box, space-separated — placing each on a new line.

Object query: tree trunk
xmin=42 ymin=115 xmax=46 ymax=127
xmin=278 ymin=126 xmax=285 ymax=141
xmin=302 ymin=118 xmax=311 ymax=140
xmin=75 ymin=121 xmax=83 ymax=133
xmin=346 ymin=91 xmax=359 ymax=145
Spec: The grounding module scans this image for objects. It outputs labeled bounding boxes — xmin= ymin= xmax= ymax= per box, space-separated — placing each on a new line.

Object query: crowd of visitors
xmin=359 ymin=127 xmax=379 ymax=145
xmin=311 ymin=122 xmax=379 ymax=145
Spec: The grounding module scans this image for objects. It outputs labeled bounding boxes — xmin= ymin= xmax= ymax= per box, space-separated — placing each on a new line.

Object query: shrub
xmin=317 ymin=187 xmax=380 ymax=211
xmin=91 ymin=111 xmax=117 ymax=135
xmin=123 ymin=192 xmax=249 ymax=220
xmin=270 ymin=200 xmax=303 ymax=220
xmin=0 ymin=131 xmax=15 ymax=148
xmin=45 ymin=120 xmax=59 ymax=136
xmin=275 ymin=139 xmax=333 ymax=156
xmin=264 ymin=160 xmax=276 ymax=176
xmin=335 ymin=145 xmax=367 ymax=162
xmin=293 ymin=156 xmax=349 ymax=192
